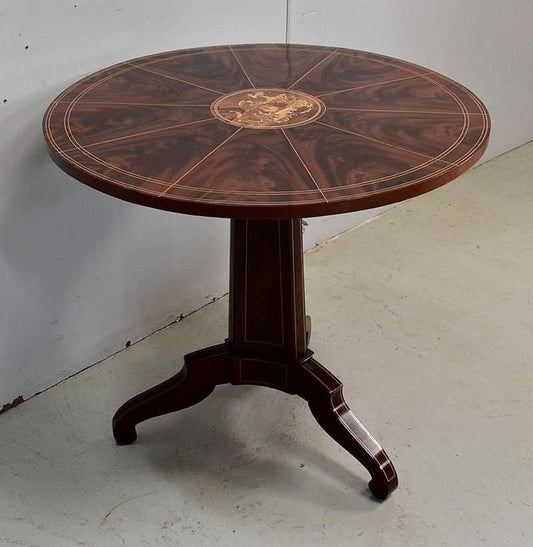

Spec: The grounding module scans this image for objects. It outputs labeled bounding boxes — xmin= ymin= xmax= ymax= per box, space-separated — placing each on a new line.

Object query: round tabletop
xmin=43 ymin=44 xmax=490 ymax=219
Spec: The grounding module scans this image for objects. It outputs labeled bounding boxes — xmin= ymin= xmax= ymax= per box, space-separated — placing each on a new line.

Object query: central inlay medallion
xmin=211 ymin=88 xmax=325 ymax=129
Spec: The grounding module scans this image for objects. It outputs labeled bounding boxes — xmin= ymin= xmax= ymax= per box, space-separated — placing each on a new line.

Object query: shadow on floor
xmin=126 ymin=383 xmax=375 ymax=513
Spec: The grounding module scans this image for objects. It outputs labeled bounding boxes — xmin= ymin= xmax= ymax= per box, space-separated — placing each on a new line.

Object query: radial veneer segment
xmin=320 ymin=75 xmax=464 ymax=112
xmin=229 ymin=44 xmax=333 ymax=89
xmin=63 ymin=104 xmax=212 ymax=149
xmin=318 ymin=110 xmax=483 ymax=165
xmin=285 ymin=122 xmax=441 ymax=193
xmin=81 ymin=67 xmax=221 ymax=105
xmin=167 ymin=128 xmax=328 ymax=203
xmin=68 ymin=120 xmax=236 ymax=189
xmin=293 ymin=52 xmax=415 ymax=96
xmin=128 ymin=48 xmax=253 ymax=94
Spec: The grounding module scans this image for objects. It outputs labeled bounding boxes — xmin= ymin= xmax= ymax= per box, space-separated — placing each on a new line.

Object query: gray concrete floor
xmin=1 ymin=143 xmax=532 ymax=546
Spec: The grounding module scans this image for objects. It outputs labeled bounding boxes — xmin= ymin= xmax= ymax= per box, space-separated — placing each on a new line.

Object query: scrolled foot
xmin=369 ymin=476 xmax=395 ymax=501
xmin=112 ymin=420 xmax=138 ymax=445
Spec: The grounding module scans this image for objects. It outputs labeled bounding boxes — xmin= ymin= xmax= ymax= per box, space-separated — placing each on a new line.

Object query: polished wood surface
xmin=46 ymin=45 xmax=491 ymax=501
xmin=113 ymin=219 xmax=397 ymax=499
xmin=43 ymin=44 xmax=489 ymax=219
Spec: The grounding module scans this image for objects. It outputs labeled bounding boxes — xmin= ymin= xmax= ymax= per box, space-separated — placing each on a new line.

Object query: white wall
xmin=0 ymin=1 xmax=288 ymax=405
xmin=1 ymin=1 xmax=531 ymax=406
xmin=289 ymin=0 xmax=533 ymax=161
xmin=295 ymin=0 xmax=533 ymax=255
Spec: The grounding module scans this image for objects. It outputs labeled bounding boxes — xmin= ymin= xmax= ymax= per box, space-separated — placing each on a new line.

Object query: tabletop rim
xmin=43 ymin=43 xmax=490 ymax=219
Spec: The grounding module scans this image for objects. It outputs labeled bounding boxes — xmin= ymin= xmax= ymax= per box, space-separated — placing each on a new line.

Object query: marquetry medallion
xmin=211 ymin=88 xmax=326 ymax=129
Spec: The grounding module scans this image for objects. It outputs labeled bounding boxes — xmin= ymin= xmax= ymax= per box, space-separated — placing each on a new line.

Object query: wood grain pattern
xmin=229 ymin=44 xmax=333 ymax=89
xmin=128 ymin=48 xmax=252 ymax=94
xmin=113 ymin=219 xmax=397 ymax=500
xmin=65 ymin=103 xmax=213 ymax=148
xmin=166 ymin=128 xmax=327 ymax=204
xmin=43 ymin=44 xmax=489 ymax=219
xmin=79 ymin=65 xmax=220 ymax=105
xmin=319 ymin=110 xmax=480 ymax=165
xmin=293 ymin=50 xmax=415 ymax=96
xmin=53 ymin=45 xmax=491 ymax=501
xmin=284 ymin=122 xmax=437 ymax=194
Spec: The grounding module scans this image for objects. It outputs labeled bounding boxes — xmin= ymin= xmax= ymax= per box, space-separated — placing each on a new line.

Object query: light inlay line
xmin=49 ymin=63 xmax=194 ymax=187
xmin=126 ymin=62 xmax=225 ymax=95
xmin=337 ymin=411 xmax=397 ymax=481
xmin=228 ymin=45 xmax=256 ymax=88
xmin=48 ymin=86 xmax=485 ymax=205
xmin=62 ymin=118 xmax=215 ymax=152
xmin=416 ymin=72 xmax=471 ymax=165
xmin=315 ymin=71 xmax=473 ymax=185
xmin=160 ymin=127 xmax=243 ymax=196
xmin=415 ymin=72 xmax=487 ymax=169
xmin=43 ymin=45 xmax=488 ymax=211
xmin=314 ymin=74 xmax=473 ymax=190
xmin=321 ymin=402 xmax=391 ymax=471
xmin=327 ymin=107 xmax=482 ymax=115
xmin=61 ymin=101 xmax=212 ymax=107
xmin=316 ymin=120 xmax=455 ymax=165
xmin=49 ymin=92 xmax=473 ymax=196
xmin=319 ymin=73 xmax=483 ymax=195
xmin=59 ymin=63 xmax=202 ymax=187
xmin=316 ymin=73 xmax=431 ymax=98
xmin=287 ymin=49 xmax=338 ymax=89
xmin=281 ymin=129 xmax=329 ymax=202
xmin=49 ymin=73 xmax=476 ymax=196
xmin=329 ymin=49 xmax=439 ymax=80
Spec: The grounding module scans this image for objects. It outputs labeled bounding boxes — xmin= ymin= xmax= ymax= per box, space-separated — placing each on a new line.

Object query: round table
xmin=43 ymin=44 xmax=490 ymax=500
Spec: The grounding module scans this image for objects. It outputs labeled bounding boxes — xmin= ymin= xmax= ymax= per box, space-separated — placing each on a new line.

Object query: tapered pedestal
xmin=113 ymin=219 xmax=398 ymax=500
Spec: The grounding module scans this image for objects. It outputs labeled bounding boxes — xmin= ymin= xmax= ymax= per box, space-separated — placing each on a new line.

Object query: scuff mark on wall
xmin=1 ymin=395 xmax=24 ymax=414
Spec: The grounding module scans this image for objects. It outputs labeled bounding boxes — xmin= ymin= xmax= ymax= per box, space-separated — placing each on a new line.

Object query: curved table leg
xmin=296 ymin=358 xmax=398 ymax=500
xmin=112 ymin=344 xmax=231 ymax=445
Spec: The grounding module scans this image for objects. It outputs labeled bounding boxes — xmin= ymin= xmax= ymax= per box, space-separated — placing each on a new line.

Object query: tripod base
xmin=112 ymin=219 xmax=398 ymax=500
xmin=113 ymin=342 xmax=398 ymax=500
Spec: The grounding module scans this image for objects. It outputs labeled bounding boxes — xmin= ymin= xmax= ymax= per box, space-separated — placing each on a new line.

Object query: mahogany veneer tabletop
xmin=44 ymin=44 xmax=489 ymax=219
xmin=43 ymin=44 xmax=490 ymax=501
